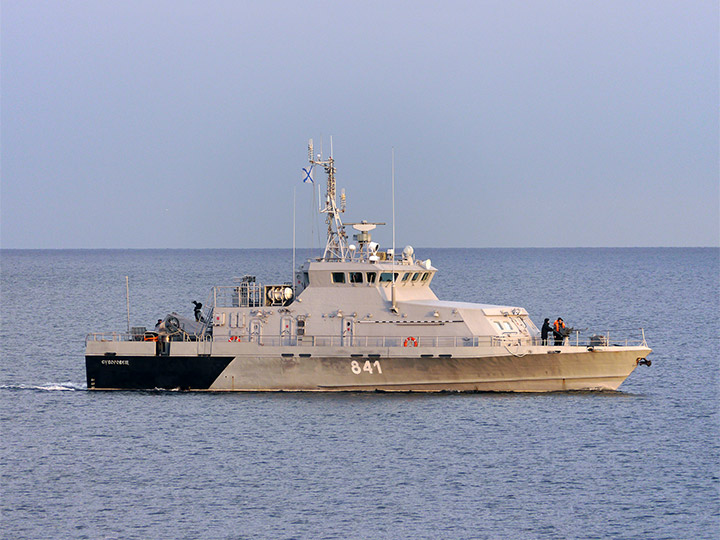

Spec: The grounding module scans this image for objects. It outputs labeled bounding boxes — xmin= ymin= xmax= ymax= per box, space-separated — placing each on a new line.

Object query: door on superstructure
xmin=197 ymin=334 xmax=212 ymax=356
xmin=296 ymin=316 xmax=309 ymax=345
xmin=250 ymin=319 xmax=262 ymax=343
xmin=280 ymin=316 xmax=294 ymax=346
xmin=342 ymin=317 xmax=354 ymax=347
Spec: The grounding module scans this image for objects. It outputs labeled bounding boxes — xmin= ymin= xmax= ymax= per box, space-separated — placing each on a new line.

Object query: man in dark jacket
xmin=192 ymin=300 xmax=203 ymax=322
xmin=541 ymin=318 xmax=552 ymax=345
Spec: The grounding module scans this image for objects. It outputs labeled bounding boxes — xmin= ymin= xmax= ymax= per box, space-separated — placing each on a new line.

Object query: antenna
xmin=125 ymin=276 xmax=130 ymax=332
xmin=316 ymin=182 xmax=321 ymax=246
xmin=310 ymin=135 xmax=348 ymax=260
xmin=293 ymin=186 xmax=296 ymax=298
xmin=391 ymin=148 xmax=397 ymax=313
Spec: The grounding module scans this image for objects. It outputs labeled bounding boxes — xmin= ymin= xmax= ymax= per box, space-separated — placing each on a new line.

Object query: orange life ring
xmin=143 ymin=335 xmax=158 ymax=342
xmin=404 ymin=336 xmax=418 ymax=347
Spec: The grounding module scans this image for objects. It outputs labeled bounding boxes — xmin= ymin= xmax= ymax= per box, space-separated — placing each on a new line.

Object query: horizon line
xmin=1 ymin=245 xmax=718 ymax=251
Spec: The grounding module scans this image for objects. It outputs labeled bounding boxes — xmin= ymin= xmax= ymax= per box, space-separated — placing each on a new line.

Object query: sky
xmin=1 ymin=0 xmax=718 ymax=249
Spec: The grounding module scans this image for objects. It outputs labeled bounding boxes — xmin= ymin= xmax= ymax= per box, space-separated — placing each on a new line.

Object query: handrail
xmin=85 ymin=332 xmax=212 ymax=344
xmin=87 ymin=328 xmax=648 ymax=348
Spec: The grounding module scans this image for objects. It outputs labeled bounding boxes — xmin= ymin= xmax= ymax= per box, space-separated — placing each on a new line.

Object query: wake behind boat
xmin=85 ymin=141 xmax=652 ymax=392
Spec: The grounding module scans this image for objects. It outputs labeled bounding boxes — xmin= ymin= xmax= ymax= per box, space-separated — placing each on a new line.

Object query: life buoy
xmin=228 ymin=336 xmax=241 ymax=342
xmin=404 ymin=336 xmax=418 ymax=347
xmin=143 ymin=334 xmax=158 ymax=342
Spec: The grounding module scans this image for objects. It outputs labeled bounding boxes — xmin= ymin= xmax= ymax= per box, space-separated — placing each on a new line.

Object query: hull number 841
xmin=350 ymin=360 xmax=383 ymax=375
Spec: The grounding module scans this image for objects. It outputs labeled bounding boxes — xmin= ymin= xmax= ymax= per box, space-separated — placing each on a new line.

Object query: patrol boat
xmin=85 ymin=141 xmax=652 ymax=392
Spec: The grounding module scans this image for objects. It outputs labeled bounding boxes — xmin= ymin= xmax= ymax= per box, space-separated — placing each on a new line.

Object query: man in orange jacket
xmin=553 ymin=317 xmax=565 ymax=345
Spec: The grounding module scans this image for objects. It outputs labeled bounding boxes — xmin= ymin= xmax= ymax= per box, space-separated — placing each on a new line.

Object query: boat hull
xmin=85 ymin=343 xmax=651 ymax=392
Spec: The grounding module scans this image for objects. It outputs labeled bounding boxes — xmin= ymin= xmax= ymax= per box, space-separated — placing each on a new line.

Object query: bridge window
xmin=350 ymin=272 xmax=363 ymax=283
xmin=421 ymin=272 xmax=430 ymax=281
xmin=366 ymin=272 xmax=377 ymax=283
xmin=379 ymin=272 xmax=398 ymax=282
xmin=412 ymin=272 xmax=421 ymax=282
xmin=401 ymin=273 xmax=411 ymax=282
xmin=494 ymin=321 xmax=514 ymax=331
xmin=332 ymin=272 xmax=346 ymax=283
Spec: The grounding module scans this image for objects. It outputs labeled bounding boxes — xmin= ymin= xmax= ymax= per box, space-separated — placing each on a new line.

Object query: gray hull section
xmin=208 ymin=346 xmax=650 ymax=392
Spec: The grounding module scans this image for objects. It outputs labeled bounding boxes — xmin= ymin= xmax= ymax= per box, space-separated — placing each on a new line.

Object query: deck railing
xmin=87 ymin=329 xmax=647 ymax=348
xmin=86 ymin=332 xmax=212 ymax=344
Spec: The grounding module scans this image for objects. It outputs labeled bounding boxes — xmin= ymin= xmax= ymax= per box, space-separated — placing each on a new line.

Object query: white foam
xmin=0 ymin=381 xmax=87 ymax=392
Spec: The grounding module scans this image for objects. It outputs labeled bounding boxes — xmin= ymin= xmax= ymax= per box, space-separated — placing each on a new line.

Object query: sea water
xmin=1 ymin=248 xmax=718 ymax=539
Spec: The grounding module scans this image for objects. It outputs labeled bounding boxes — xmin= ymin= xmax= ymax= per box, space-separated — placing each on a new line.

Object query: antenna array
xmin=308 ymin=138 xmax=349 ymax=260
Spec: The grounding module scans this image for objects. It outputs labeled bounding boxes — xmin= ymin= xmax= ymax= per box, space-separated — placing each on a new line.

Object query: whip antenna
xmin=125 ymin=276 xmax=130 ymax=333
xmin=391 ymin=148 xmax=397 ymax=313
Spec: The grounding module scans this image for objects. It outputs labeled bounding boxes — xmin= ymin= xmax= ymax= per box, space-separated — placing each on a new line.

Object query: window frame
xmin=379 ymin=272 xmax=399 ymax=283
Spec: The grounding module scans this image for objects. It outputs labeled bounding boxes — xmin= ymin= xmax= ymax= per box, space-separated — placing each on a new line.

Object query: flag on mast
xmin=302 ymin=164 xmax=314 ymax=184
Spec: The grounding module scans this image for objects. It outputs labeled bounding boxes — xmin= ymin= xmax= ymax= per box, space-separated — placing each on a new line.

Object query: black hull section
xmin=86 ymin=355 xmax=234 ymax=390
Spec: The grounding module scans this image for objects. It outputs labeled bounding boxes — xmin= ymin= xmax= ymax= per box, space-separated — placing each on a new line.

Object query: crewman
xmin=541 ymin=318 xmax=552 ymax=345
xmin=192 ymin=300 xmax=203 ymax=322
xmin=553 ymin=317 xmax=565 ymax=345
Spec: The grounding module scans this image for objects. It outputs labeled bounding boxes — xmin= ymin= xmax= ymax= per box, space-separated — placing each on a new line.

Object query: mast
xmin=308 ymin=138 xmax=348 ymax=260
